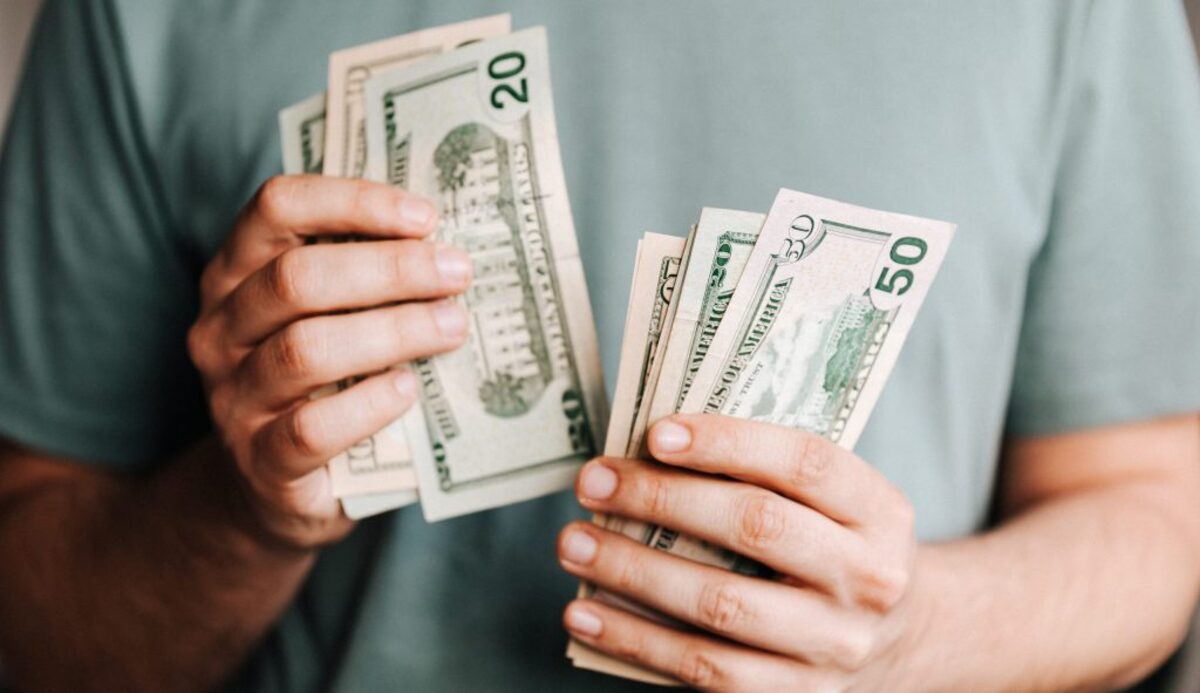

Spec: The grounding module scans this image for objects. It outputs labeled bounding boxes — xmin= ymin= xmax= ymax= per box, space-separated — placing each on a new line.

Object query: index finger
xmin=205 ymin=176 xmax=438 ymax=305
xmin=646 ymin=413 xmax=900 ymax=527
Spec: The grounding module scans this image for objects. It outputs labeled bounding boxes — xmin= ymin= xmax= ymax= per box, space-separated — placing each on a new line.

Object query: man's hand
xmin=0 ymin=175 xmax=475 ymax=690
xmin=187 ymin=174 xmax=471 ymax=549
xmin=558 ymin=414 xmax=917 ymax=690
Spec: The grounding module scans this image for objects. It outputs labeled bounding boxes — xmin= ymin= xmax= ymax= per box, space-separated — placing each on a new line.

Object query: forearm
xmin=900 ymin=482 xmax=1200 ymax=691
xmin=0 ymin=437 xmax=315 ymax=691
xmin=0 ymin=176 xmax=439 ymax=690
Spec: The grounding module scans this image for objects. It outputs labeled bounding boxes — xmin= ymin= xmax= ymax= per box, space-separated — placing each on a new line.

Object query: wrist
xmin=880 ymin=543 xmax=945 ymax=692
xmin=188 ymin=436 xmax=320 ymax=561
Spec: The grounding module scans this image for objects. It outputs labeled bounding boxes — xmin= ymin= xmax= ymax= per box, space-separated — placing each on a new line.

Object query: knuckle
xmin=608 ymin=625 xmax=648 ymax=664
xmin=248 ymin=426 xmax=276 ymax=473
xmin=676 ymin=644 xmax=726 ymax=689
xmin=285 ymin=404 xmax=326 ymax=458
xmin=255 ymin=176 xmax=295 ymax=223
xmin=829 ymin=624 xmax=875 ymax=670
xmin=275 ymin=322 xmax=324 ymax=378
xmin=696 ymin=581 xmax=747 ymax=635
xmin=394 ymin=304 xmax=431 ymax=343
xmin=187 ymin=321 xmax=217 ymax=373
xmin=388 ymin=241 xmax=423 ymax=284
xmin=615 ymin=552 xmax=649 ymax=595
xmin=639 ymin=473 xmax=673 ymax=520
xmin=891 ymin=492 xmax=916 ymax=532
xmin=721 ymin=417 xmax=753 ymax=460
xmin=857 ymin=561 xmax=910 ymax=611
xmin=208 ymin=383 xmax=236 ymax=422
xmin=232 ymin=441 xmax=261 ymax=483
xmin=198 ymin=262 xmax=224 ymax=305
xmin=733 ymin=492 xmax=788 ymax=552
xmin=268 ymin=250 xmax=316 ymax=305
xmin=787 ymin=433 xmax=832 ymax=487
xmin=350 ymin=180 xmax=384 ymax=226
xmin=364 ymin=373 xmax=405 ymax=418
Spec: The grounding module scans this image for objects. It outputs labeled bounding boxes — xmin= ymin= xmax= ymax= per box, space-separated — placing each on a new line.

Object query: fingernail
xmin=561 ymin=529 xmax=598 ymax=565
xmin=393 ymin=370 xmax=416 ymax=399
xmin=579 ymin=462 xmax=618 ymax=500
xmin=652 ymin=420 xmax=692 ymax=453
xmin=432 ymin=300 xmax=468 ymax=338
xmin=435 ymin=245 xmax=472 ymax=285
xmin=565 ymin=604 xmax=603 ymax=637
xmin=398 ymin=196 xmax=435 ymax=229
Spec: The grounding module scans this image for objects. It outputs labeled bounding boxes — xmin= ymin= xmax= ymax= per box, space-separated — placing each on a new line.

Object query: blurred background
xmin=1 ymin=1 xmax=1195 ymax=125
xmin=4 ymin=2 xmax=1196 ymax=125
xmin=0 ymin=0 xmax=42 ymax=129
xmin=1 ymin=0 xmax=1199 ymax=689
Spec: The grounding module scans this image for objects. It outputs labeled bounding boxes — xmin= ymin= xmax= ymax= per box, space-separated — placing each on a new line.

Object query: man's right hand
xmin=187 ymin=175 xmax=472 ymax=550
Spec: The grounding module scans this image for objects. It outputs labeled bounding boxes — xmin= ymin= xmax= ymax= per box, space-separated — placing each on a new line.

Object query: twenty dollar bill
xmin=279 ymin=92 xmax=327 ymax=174
xmin=364 ymin=28 xmax=607 ymax=520
xmin=324 ymin=14 xmax=510 ymax=179
xmin=321 ymin=16 xmax=511 ymax=510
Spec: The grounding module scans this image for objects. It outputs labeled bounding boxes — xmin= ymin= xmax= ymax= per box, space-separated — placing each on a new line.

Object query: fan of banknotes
xmin=278 ymin=13 xmax=955 ymax=685
xmin=278 ymin=15 xmax=608 ymax=522
xmin=566 ymin=197 xmax=954 ymax=682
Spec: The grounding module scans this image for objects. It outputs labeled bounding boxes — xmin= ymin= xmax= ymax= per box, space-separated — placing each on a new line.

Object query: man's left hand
xmin=558 ymin=414 xmax=920 ymax=690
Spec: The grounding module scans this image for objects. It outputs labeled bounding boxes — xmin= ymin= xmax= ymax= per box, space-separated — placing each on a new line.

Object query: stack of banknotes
xmin=278 ymin=15 xmax=609 ymax=522
xmin=277 ymin=17 xmax=956 ymax=684
xmin=566 ymin=195 xmax=954 ymax=681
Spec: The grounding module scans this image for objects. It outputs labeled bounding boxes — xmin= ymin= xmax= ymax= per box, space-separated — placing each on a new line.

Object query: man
xmin=1 ymin=1 xmax=1199 ymax=690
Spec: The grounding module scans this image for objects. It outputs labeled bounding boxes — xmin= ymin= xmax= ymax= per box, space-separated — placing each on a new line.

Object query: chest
xmin=153 ymin=2 xmax=1071 ymax=537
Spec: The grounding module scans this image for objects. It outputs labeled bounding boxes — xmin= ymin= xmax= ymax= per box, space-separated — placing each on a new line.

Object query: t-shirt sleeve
xmin=0 ymin=0 xmax=205 ymax=468
xmin=1006 ymin=1 xmax=1200 ymax=437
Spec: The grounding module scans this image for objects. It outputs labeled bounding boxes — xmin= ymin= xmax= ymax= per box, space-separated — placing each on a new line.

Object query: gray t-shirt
xmin=2 ymin=1 xmax=1199 ymax=690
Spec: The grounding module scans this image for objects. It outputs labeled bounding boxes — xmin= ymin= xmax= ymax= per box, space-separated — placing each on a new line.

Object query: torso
xmin=114 ymin=2 xmax=1081 ymax=688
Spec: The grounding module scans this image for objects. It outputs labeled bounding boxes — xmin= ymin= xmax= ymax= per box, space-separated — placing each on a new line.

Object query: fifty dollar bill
xmin=682 ymin=190 xmax=954 ymax=435
xmin=579 ymin=191 xmax=954 ymax=682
